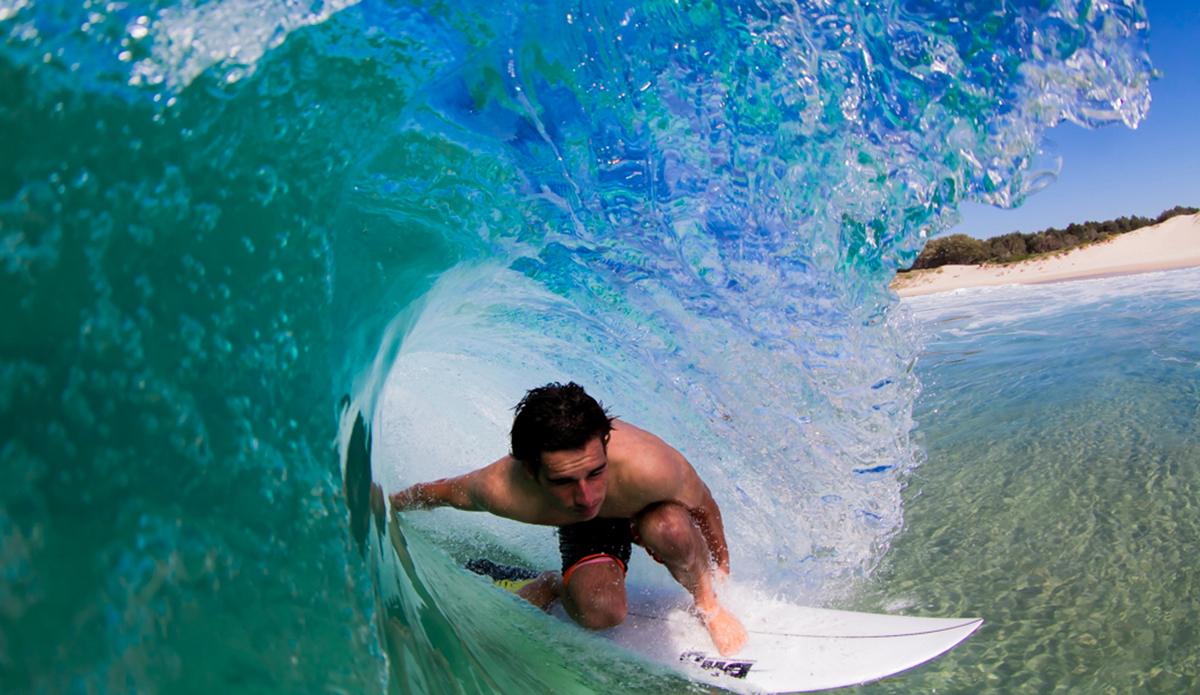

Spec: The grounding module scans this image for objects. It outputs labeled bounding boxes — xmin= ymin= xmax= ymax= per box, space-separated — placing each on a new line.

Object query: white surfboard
xmin=600 ymin=583 xmax=982 ymax=693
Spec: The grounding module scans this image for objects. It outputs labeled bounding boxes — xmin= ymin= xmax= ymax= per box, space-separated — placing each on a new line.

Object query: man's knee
xmin=573 ymin=597 xmax=627 ymax=630
xmin=563 ymin=560 xmax=628 ymax=630
xmin=567 ymin=580 xmax=627 ymax=630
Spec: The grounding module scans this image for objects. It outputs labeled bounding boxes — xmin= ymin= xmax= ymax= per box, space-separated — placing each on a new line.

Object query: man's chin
xmin=572 ymin=506 xmax=601 ymax=521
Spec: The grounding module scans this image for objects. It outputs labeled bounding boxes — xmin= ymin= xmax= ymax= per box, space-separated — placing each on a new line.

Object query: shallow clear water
xmin=0 ymin=0 xmax=1166 ymax=693
xmin=842 ymin=268 xmax=1200 ymax=694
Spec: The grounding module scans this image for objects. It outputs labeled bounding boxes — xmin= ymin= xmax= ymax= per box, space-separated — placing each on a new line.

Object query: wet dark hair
xmin=510 ymin=382 xmax=613 ymax=472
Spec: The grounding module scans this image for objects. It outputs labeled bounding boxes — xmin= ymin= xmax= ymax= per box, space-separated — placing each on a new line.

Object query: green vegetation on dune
xmin=902 ymin=205 xmax=1199 ymax=271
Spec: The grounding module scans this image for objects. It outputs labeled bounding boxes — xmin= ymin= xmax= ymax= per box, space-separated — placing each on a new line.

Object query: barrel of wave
xmin=370 ymin=262 xmax=691 ymax=587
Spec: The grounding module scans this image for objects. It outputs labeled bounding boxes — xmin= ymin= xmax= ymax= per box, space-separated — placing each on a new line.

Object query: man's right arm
xmin=389 ymin=457 xmax=552 ymax=524
xmin=389 ymin=473 xmax=481 ymax=512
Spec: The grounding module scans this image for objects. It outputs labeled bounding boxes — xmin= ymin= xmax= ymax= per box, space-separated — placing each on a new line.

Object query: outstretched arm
xmin=388 ymin=456 xmax=544 ymax=523
xmin=389 ymin=474 xmax=481 ymax=512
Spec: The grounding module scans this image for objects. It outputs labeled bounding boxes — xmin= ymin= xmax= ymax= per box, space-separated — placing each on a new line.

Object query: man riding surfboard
xmin=389 ymin=381 xmax=747 ymax=656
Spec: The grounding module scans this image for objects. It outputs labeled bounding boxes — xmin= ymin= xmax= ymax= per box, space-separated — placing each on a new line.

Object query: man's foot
xmin=697 ymin=601 xmax=748 ymax=656
xmin=464 ymin=560 xmax=562 ymax=611
xmin=516 ymin=571 xmax=562 ymax=611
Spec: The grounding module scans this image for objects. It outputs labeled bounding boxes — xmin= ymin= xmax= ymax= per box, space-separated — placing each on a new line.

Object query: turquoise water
xmin=0 ymin=0 xmax=1168 ymax=693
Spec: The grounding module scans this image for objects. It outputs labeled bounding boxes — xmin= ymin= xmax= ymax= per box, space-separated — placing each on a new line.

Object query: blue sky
xmin=952 ymin=0 xmax=1200 ymax=240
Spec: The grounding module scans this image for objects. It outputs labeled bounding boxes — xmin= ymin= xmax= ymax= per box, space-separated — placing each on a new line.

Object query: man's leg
xmin=511 ymin=562 xmax=627 ymax=632
xmin=558 ymin=558 xmax=627 ymax=630
xmin=632 ymin=502 xmax=747 ymax=656
xmin=554 ymin=518 xmax=634 ymax=630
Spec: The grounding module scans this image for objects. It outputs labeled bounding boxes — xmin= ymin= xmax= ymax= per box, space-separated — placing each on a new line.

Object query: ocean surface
xmin=855 ymin=268 xmax=1200 ymax=693
xmin=1 ymin=1 xmax=1183 ymax=693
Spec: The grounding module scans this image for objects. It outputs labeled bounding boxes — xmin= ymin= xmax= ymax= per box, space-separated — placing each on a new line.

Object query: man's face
xmin=537 ymin=436 xmax=608 ymax=522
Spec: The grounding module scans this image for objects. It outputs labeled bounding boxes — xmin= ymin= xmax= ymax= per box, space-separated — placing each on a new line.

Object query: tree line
xmin=903 ymin=205 xmax=1200 ymax=271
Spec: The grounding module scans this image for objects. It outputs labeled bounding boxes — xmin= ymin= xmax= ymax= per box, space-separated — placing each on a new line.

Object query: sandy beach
xmin=892 ymin=213 xmax=1200 ymax=297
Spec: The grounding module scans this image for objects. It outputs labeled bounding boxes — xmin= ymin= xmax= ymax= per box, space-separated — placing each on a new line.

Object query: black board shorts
xmin=558 ymin=517 xmax=634 ymax=584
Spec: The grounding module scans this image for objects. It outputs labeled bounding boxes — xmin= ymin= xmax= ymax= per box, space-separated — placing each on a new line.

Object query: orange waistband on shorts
xmin=562 ymin=553 xmax=627 ymax=587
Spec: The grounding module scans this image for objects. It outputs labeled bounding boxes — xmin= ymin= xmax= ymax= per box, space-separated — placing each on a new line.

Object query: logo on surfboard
xmin=680 ymin=651 xmax=754 ymax=679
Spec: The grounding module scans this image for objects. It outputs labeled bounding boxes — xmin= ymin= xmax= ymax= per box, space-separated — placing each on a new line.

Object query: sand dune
xmin=892 ymin=213 xmax=1200 ymax=298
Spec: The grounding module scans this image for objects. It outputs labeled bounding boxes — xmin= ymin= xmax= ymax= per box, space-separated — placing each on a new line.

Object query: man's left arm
xmin=657 ymin=453 xmax=731 ymax=575
xmin=688 ymin=483 xmax=731 ymax=575
xmin=622 ymin=422 xmax=734 ymax=575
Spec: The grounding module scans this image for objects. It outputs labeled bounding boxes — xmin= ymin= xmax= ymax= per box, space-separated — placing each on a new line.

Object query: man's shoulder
xmin=474 ymin=456 xmax=527 ymax=496
xmin=470 ymin=457 xmax=523 ymax=507
xmin=473 ymin=457 xmax=561 ymax=524
xmin=610 ymin=419 xmax=665 ymax=452
xmin=609 ymin=420 xmax=685 ymax=468
xmin=607 ymin=421 xmax=696 ymax=502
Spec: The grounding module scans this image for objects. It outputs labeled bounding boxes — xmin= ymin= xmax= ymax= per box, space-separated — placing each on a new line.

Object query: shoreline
xmin=892 ymin=213 xmax=1200 ymax=298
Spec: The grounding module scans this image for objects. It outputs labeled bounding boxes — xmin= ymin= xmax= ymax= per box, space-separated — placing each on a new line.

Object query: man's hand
xmin=697 ymin=598 xmax=748 ymax=656
xmin=388 ymin=484 xmax=423 ymax=513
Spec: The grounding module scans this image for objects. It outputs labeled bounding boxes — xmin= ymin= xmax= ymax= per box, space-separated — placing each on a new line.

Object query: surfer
xmin=389 ymin=381 xmax=748 ymax=656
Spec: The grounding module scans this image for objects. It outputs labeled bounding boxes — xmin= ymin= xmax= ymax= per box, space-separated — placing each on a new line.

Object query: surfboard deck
xmin=611 ymin=583 xmax=981 ymax=693
xmin=467 ymin=561 xmax=982 ymax=693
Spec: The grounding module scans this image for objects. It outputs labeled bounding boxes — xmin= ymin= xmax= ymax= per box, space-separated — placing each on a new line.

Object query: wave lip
xmin=129 ymin=0 xmax=364 ymax=89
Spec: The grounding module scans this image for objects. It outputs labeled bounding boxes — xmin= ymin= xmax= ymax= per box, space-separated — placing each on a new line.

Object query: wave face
xmin=0 ymin=0 xmax=1150 ymax=692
